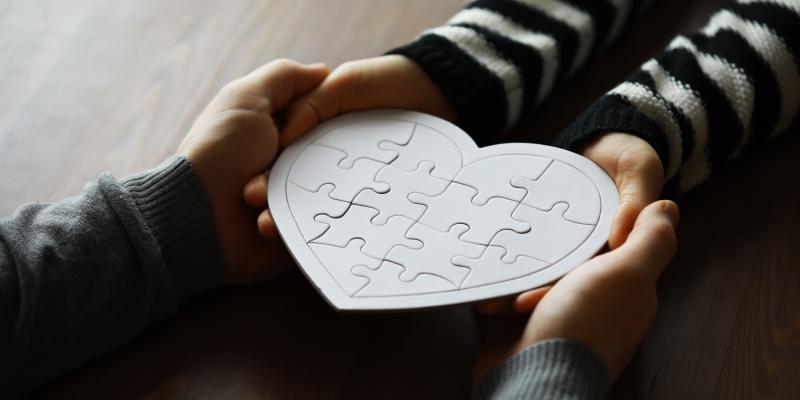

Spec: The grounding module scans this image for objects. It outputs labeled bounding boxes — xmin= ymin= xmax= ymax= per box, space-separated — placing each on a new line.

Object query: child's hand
xmin=178 ymin=59 xmax=329 ymax=284
xmin=474 ymin=200 xmax=679 ymax=381
xmin=277 ymin=55 xmax=456 ymax=147
xmin=583 ymin=132 xmax=665 ymax=249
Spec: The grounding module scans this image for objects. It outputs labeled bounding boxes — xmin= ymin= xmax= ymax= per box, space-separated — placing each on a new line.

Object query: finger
xmin=244 ymin=173 xmax=269 ymax=207
xmin=257 ymin=209 xmax=280 ymax=239
xmin=513 ymin=286 xmax=552 ymax=313
xmin=609 ymin=200 xmax=645 ymax=250
xmin=614 ymin=200 xmax=680 ymax=281
xmin=238 ymin=59 xmax=330 ymax=114
xmin=608 ymin=153 xmax=664 ymax=250
xmin=475 ymin=296 xmax=519 ymax=314
xmin=280 ymin=55 xmax=456 ymax=148
xmin=279 ymin=66 xmax=357 ymax=148
xmin=610 ymin=167 xmax=664 ymax=249
xmin=475 ymin=286 xmax=551 ymax=314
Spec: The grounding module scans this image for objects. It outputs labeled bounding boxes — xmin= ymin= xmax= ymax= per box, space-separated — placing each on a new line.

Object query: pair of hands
xmin=177 ymin=57 xmax=678 ymax=381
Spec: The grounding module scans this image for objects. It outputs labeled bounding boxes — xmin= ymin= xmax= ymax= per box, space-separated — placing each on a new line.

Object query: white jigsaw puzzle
xmin=452 ymin=155 xmax=553 ymax=205
xmin=454 ymin=246 xmax=550 ymax=289
xmin=352 ymin=261 xmax=456 ymax=297
xmin=269 ymin=110 xmax=619 ymax=311
xmin=308 ymin=239 xmax=375 ymax=295
xmin=315 ymin=119 xmax=415 ymax=167
xmin=385 ymin=223 xmax=483 ymax=287
xmin=291 ymin=144 xmax=389 ymax=202
xmin=511 ymin=161 xmax=602 ymax=225
xmin=352 ymin=161 xmax=450 ymax=225
xmin=313 ymin=204 xmax=422 ymax=260
xmin=286 ymin=182 xmax=350 ymax=241
xmin=410 ymin=183 xmax=530 ymax=245
xmin=492 ymin=203 xmax=595 ymax=264
xmin=379 ymin=124 xmax=463 ymax=180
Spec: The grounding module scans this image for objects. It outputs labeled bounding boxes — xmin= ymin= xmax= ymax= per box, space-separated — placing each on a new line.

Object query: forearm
xmin=0 ymin=156 xmax=223 ymax=396
xmin=555 ymin=0 xmax=800 ymax=193
xmin=390 ymin=0 xmax=649 ymax=143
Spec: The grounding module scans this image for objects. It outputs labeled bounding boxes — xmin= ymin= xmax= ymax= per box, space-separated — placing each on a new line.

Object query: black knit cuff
xmin=553 ymin=95 xmax=671 ymax=171
xmin=121 ymin=156 xmax=224 ymax=303
xmin=388 ymin=35 xmax=509 ymax=145
xmin=473 ymin=339 xmax=610 ymax=400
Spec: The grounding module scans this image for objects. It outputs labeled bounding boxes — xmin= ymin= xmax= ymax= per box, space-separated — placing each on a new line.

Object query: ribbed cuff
xmin=473 ymin=339 xmax=610 ymax=400
xmin=388 ymin=35 xmax=509 ymax=146
xmin=120 ymin=156 xmax=224 ymax=303
xmin=552 ymin=95 xmax=671 ymax=172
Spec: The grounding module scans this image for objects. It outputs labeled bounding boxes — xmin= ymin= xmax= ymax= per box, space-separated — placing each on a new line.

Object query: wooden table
xmin=2 ymin=0 xmax=798 ymax=398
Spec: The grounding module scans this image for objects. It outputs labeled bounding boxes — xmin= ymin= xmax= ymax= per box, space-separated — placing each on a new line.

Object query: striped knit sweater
xmin=390 ymin=0 xmax=800 ymax=194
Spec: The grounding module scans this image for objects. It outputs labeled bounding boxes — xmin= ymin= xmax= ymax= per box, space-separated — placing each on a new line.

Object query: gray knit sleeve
xmin=0 ymin=156 xmax=224 ymax=397
xmin=473 ymin=339 xmax=610 ymax=400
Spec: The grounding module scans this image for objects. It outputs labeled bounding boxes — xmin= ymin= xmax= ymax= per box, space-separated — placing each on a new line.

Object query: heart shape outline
xmin=269 ymin=110 xmax=618 ymax=311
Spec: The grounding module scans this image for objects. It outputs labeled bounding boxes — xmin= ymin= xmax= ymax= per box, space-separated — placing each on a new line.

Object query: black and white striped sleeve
xmin=555 ymin=0 xmax=800 ymax=193
xmin=389 ymin=0 xmax=651 ymax=144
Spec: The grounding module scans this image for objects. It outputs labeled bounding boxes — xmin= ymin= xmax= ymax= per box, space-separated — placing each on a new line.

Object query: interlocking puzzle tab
xmin=284 ymin=117 xmax=605 ymax=299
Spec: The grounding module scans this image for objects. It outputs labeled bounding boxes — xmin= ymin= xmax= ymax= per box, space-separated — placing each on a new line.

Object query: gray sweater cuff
xmin=118 ymin=156 xmax=224 ymax=303
xmin=473 ymin=339 xmax=610 ymax=400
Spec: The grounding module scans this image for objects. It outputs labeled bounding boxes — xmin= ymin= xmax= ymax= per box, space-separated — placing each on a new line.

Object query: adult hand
xmin=477 ymin=132 xmax=666 ymax=314
xmin=178 ymin=59 xmax=329 ymax=284
xmin=474 ymin=200 xmax=679 ymax=381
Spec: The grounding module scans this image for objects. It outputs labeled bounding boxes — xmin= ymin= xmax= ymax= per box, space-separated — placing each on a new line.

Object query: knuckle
xmin=301 ymin=98 xmax=323 ymax=121
xmin=216 ymin=109 xmax=271 ymax=131
xmin=270 ymin=58 xmax=298 ymax=69
xmin=219 ymin=80 xmax=243 ymax=96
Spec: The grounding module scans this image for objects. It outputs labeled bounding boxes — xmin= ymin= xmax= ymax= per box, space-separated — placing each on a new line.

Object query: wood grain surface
xmin=1 ymin=0 xmax=798 ymax=398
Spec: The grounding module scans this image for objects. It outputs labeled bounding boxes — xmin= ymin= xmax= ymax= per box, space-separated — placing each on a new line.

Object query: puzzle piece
xmin=308 ymin=239 xmax=375 ymax=295
xmin=352 ymin=161 xmax=450 ymax=225
xmin=313 ymin=204 xmax=421 ymax=259
xmin=352 ymin=261 xmax=456 ymax=297
xmin=290 ymin=144 xmax=390 ymax=202
xmin=315 ymin=119 xmax=415 ymax=168
xmin=453 ymin=155 xmax=553 ymax=205
xmin=379 ymin=124 xmax=463 ymax=180
xmin=493 ymin=203 xmax=595 ymax=264
xmin=385 ymin=224 xmax=483 ymax=286
xmin=410 ymin=182 xmax=530 ymax=245
xmin=511 ymin=160 xmax=601 ymax=225
xmin=286 ymin=183 xmax=351 ymax=241
xmin=454 ymin=246 xmax=549 ymax=289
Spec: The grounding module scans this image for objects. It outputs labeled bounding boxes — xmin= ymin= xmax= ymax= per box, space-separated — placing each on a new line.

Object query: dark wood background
xmin=2 ymin=0 xmax=798 ymax=398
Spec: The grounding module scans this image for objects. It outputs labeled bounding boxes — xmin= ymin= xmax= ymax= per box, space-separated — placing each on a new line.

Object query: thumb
xmin=280 ymin=55 xmax=456 ymax=148
xmin=279 ymin=58 xmax=396 ymax=147
xmin=614 ymin=200 xmax=680 ymax=282
xmin=587 ymin=134 xmax=665 ymax=249
xmin=237 ymin=59 xmax=330 ymax=114
xmin=609 ymin=169 xmax=662 ymax=249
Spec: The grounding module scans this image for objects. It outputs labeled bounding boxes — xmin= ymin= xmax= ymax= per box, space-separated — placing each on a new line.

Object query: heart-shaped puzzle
xmin=269 ymin=110 xmax=618 ymax=311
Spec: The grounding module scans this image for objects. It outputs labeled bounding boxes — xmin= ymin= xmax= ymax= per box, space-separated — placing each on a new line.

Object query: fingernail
xmin=663 ymin=201 xmax=680 ymax=228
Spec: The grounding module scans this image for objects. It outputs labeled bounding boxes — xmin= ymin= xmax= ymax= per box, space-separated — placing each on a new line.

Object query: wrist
xmin=120 ymin=156 xmax=225 ymax=301
xmin=384 ymin=55 xmax=457 ymax=122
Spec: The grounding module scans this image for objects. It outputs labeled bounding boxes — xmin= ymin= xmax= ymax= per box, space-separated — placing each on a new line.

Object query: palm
xmin=178 ymin=60 xmax=329 ymax=284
